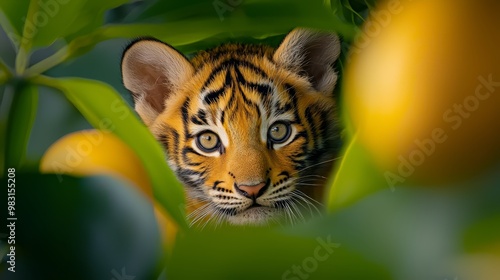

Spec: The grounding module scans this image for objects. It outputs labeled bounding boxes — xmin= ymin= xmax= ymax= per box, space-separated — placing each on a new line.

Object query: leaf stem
xmin=0 ymin=57 xmax=13 ymax=84
xmin=24 ymin=46 xmax=69 ymax=78
xmin=31 ymin=75 xmax=57 ymax=87
xmin=14 ymin=48 xmax=28 ymax=75
xmin=0 ymin=85 xmax=14 ymax=174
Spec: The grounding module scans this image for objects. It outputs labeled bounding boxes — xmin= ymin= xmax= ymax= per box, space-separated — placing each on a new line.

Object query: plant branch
xmin=31 ymin=75 xmax=57 ymax=87
xmin=24 ymin=46 xmax=69 ymax=78
xmin=0 ymin=57 xmax=12 ymax=84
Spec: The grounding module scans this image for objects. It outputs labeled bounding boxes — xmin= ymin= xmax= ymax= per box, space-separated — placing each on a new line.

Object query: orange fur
xmin=122 ymin=29 xmax=342 ymax=226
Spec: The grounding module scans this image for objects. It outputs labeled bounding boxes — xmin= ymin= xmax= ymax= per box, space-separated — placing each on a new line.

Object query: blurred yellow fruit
xmin=41 ymin=130 xmax=151 ymax=195
xmin=41 ymin=129 xmax=177 ymax=249
xmin=345 ymin=0 xmax=500 ymax=186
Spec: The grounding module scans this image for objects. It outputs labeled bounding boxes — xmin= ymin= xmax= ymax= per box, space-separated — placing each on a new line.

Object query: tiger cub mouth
xmin=186 ymin=173 xmax=327 ymax=227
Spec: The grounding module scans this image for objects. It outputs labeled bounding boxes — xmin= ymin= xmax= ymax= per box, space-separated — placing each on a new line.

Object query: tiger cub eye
xmin=268 ymin=122 xmax=291 ymax=143
xmin=196 ymin=131 xmax=220 ymax=152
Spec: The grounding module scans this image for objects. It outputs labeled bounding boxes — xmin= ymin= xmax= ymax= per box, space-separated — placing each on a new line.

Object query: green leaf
xmin=3 ymin=0 xmax=127 ymax=74
xmin=23 ymin=0 xmax=127 ymax=48
xmin=33 ymin=76 xmax=187 ymax=229
xmin=170 ymin=226 xmax=391 ymax=280
xmin=135 ymin=0 xmax=355 ymax=37
xmin=24 ymin=0 xmax=365 ymax=75
xmin=327 ymin=134 xmax=390 ymax=212
xmin=463 ymin=215 xmax=500 ymax=253
xmin=4 ymin=82 xmax=38 ymax=169
xmin=0 ymin=57 xmax=12 ymax=84
xmin=2 ymin=0 xmax=127 ymax=58
xmin=0 ymin=0 xmax=30 ymax=44
xmin=8 ymin=172 xmax=162 ymax=279
xmin=61 ymin=0 xmax=359 ymax=61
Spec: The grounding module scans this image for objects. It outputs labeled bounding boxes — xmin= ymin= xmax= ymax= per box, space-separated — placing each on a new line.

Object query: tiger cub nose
xmin=235 ymin=182 xmax=267 ymax=198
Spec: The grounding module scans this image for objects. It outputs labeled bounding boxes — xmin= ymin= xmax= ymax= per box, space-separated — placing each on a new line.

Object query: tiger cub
xmin=121 ymin=28 xmax=342 ymax=226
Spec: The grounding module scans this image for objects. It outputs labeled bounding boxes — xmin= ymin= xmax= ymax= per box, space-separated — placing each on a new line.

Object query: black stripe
xmin=220 ymin=110 xmax=225 ymax=124
xmin=200 ymin=45 xmax=271 ymax=65
xmin=198 ymin=110 xmax=207 ymax=123
xmin=182 ymin=146 xmax=202 ymax=157
xmin=291 ymin=151 xmax=306 ymax=158
xmin=177 ymin=167 xmax=207 ymax=187
xmin=182 ymin=147 xmax=203 ymax=167
xmin=234 ymin=67 xmax=255 ymax=106
xmin=225 ymin=91 xmax=236 ymax=110
xmin=289 ymin=131 xmax=308 ymax=146
xmin=292 ymin=159 xmax=306 ymax=171
xmin=224 ymin=67 xmax=232 ymax=86
xmin=201 ymin=58 xmax=267 ymax=90
xmin=284 ymin=83 xmax=297 ymax=99
xmin=170 ymin=129 xmax=180 ymax=165
xmin=231 ymin=62 xmax=272 ymax=98
xmin=307 ymin=146 xmax=329 ymax=161
xmin=191 ymin=115 xmax=204 ymax=126
xmin=249 ymin=102 xmax=261 ymax=119
xmin=203 ymin=69 xmax=232 ymax=105
xmin=284 ymin=83 xmax=301 ymax=122
xmin=319 ymin=109 xmax=331 ymax=141
xmin=238 ymin=60 xmax=268 ymax=78
xmin=234 ymin=63 xmax=247 ymax=85
xmin=278 ymin=171 xmax=290 ymax=178
xmin=212 ymin=180 xmax=224 ymax=190
xmin=304 ymin=107 xmax=318 ymax=145
xmin=202 ymin=65 xmax=228 ymax=90
xmin=247 ymin=82 xmax=272 ymax=97
xmin=197 ymin=110 xmax=208 ymax=124
xmin=181 ymin=98 xmax=190 ymax=125
xmin=203 ymin=87 xmax=225 ymax=105
xmin=237 ymin=84 xmax=254 ymax=106
xmin=181 ymin=98 xmax=191 ymax=139
xmin=275 ymin=102 xmax=293 ymax=115
xmin=158 ymin=133 xmax=169 ymax=149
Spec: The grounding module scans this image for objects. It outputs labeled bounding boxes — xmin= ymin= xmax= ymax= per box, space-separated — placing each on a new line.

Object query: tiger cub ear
xmin=274 ymin=28 xmax=341 ymax=94
xmin=121 ymin=39 xmax=194 ymax=125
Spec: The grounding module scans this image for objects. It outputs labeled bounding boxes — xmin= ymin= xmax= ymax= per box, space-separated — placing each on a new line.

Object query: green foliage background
xmin=0 ymin=0 xmax=499 ymax=279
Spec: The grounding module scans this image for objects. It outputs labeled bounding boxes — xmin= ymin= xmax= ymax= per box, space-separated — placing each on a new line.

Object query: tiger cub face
xmin=121 ymin=28 xmax=342 ymax=226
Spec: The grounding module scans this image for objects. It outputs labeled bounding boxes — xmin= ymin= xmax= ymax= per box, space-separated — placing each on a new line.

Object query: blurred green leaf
xmin=0 ymin=0 xmax=30 ymax=43
xmin=21 ymin=0 xmax=127 ymax=48
xmin=4 ymin=0 xmax=126 ymax=73
xmin=138 ymin=0 xmax=351 ymax=31
xmin=4 ymin=82 xmax=38 ymax=168
xmin=327 ymin=135 xmax=389 ymax=212
xmin=170 ymin=226 xmax=391 ymax=280
xmin=0 ymin=172 xmax=162 ymax=279
xmin=62 ymin=0 xmax=359 ymax=61
xmin=19 ymin=0 xmax=369 ymax=76
xmin=0 ymin=58 xmax=11 ymax=84
xmin=33 ymin=76 xmax=187 ymax=229
xmin=463 ymin=215 xmax=500 ymax=253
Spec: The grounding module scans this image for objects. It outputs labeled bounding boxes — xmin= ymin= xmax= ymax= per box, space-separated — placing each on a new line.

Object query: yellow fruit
xmin=345 ymin=0 xmax=500 ymax=185
xmin=41 ymin=129 xmax=177 ymax=249
xmin=41 ymin=130 xmax=151 ymax=195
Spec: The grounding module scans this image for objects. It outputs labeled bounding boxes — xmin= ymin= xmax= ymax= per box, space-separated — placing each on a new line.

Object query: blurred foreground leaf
xmin=64 ymin=0 xmax=359 ymax=61
xmin=170 ymin=227 xmax=391 ymax=280
xmin=4 ymin=83 xmax=37 ymax=169
xmin=0 ymin=173 xmax=161 ymax=280
xmin=0 ymin=1 xmax=30 ymax=42
xmin=2 ymin=0 xmax=127 ymax=49
xmin=327 ymin=135 xmax=389 ymax=212
xmin=463 ymin=214 xmax=500 ymax=254
xmin=33 ymin=76 xmax=187 ymax=228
